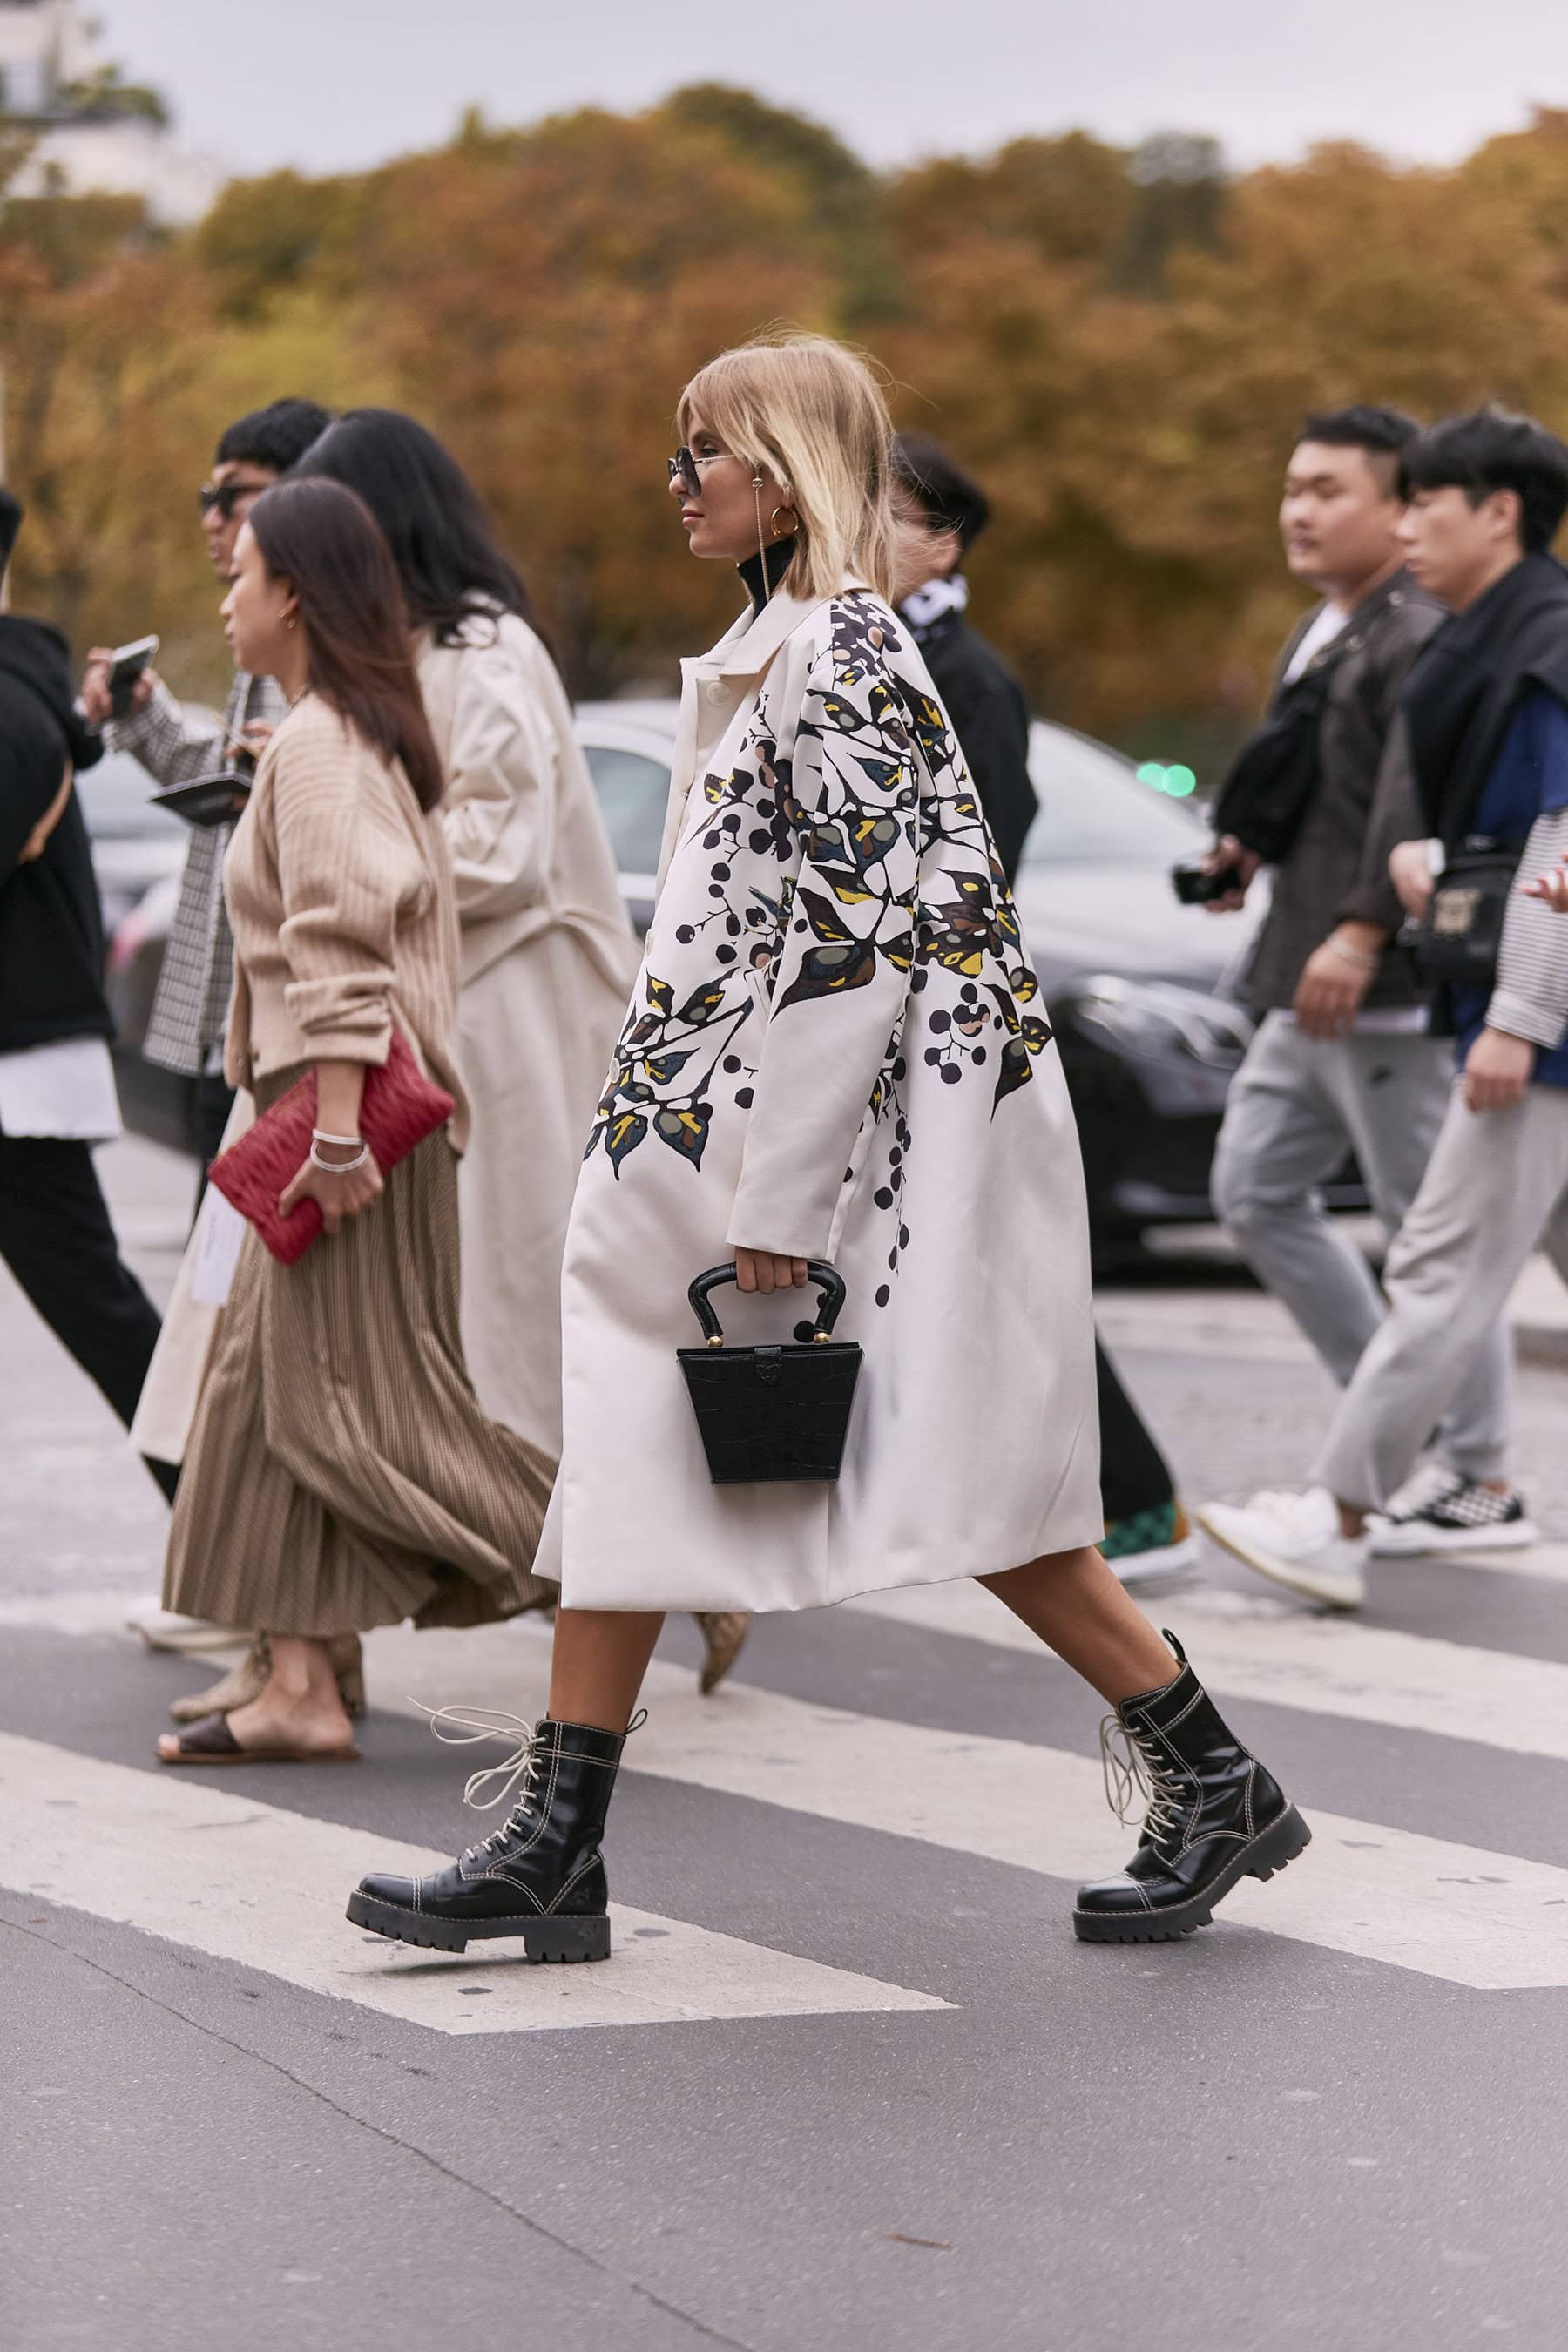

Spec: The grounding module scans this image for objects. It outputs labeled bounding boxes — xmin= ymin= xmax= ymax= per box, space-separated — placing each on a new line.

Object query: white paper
xmin=190 ymin=1186 xmax=247 ymax=1308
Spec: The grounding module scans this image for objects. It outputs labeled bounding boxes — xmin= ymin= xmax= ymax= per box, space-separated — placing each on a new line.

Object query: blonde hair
xmin=676 ymin=333 xmax=896 ymax=603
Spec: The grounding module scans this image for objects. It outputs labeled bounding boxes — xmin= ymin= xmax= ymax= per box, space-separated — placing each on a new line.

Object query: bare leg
xmin=158 ymin=1633 xmax=354 ymax=1758
xmin=549 ymin=1607 xmax=666 ymax=1733
xmin=980 ymin=1544 xmax=1177 ymax=1705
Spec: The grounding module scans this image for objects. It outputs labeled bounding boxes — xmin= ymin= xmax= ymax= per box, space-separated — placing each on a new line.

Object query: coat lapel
xmin=657 ymin=586 xmax=840 ymax=891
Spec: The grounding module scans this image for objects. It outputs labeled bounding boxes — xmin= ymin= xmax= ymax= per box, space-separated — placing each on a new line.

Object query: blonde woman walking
xmin=348 ymin=337 xmax=1308 ymax=1950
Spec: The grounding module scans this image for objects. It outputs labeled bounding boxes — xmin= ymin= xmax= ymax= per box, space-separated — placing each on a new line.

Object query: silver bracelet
xmin=1328 ymin=935 xmax=1379 ymax=971
xmin=310 ymin=1139 xmax=370 ymax=1174
xmin=312 ymin=1127 xmax=363 ymax=1146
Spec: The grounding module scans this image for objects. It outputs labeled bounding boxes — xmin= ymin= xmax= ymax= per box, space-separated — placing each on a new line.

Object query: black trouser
xmin=0 ymin=1133 xmax=179 ymax=1504
xmin=1096 ymin=1334 xmax=1175 ymax=1524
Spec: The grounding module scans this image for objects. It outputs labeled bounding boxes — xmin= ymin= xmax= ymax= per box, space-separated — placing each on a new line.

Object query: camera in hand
xmin=1172 ymin=856 xmax=1243 ymax=907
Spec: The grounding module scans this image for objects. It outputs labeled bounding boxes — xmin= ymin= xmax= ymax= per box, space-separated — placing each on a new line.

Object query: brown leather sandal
xmin=157 ymin=1712 xmax=361 ymax=1766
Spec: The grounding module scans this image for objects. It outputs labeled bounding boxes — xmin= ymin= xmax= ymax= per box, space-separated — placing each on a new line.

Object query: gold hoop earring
xmin=769 ymin=506 xmax=794 ymax=540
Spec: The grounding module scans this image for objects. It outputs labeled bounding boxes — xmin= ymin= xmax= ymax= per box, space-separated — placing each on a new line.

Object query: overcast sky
xmin=91 ymin=0 xmax=1568 ymax=181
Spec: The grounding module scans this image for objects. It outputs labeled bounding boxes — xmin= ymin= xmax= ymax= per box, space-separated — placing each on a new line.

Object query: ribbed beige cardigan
xmin=223 ymin=691 xmax=470 ymax=1146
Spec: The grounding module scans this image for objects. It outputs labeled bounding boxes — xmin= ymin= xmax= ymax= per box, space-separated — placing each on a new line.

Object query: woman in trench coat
xmin=348 ymin=336 xmax=1309 ymax=1958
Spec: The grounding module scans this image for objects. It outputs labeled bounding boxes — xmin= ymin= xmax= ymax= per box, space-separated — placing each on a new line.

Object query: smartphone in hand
xmin=107 ymin=634 xmax=159 ymax=718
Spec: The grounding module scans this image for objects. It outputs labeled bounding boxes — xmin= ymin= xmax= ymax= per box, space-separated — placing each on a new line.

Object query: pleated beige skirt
xmin=163 ymin=1125 xmax=557 ymax=1639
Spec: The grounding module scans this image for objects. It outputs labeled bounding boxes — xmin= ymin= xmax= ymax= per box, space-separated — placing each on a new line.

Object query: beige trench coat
xmin=131 ymin=612 xmax=636 ymax=1470
xmin=537 ymin=579 xmax=1102 ymax=1612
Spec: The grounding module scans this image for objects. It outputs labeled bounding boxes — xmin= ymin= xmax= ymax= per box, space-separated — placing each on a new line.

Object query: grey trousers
xmin=1213 ymin=1012 xmax=1511 ymax=1479
xmin=1315 ymin=1081 xmax=1568 ymax=1508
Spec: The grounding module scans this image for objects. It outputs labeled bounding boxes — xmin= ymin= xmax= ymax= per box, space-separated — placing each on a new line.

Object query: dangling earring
xmin=769 ymin=505 xmax=794 ymax=540
xmin=285 ymin=615 xmax=298 ymax=632
xmin=752 ymin=473 xmax=771 ymax=603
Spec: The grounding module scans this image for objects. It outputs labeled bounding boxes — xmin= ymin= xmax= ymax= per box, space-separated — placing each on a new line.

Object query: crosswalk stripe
xmin=0 ymin=1730 xmax=949 ymax=2034
xmin=368 ymin=1622 xmax=1568 ymax=1992
xmin=847 ymin=1579 xmax=1568 ymax=1763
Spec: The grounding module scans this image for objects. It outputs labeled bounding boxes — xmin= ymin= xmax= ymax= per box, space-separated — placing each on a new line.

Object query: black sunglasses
xmin=197 ymin=481 xmax=267 ymax=520
xmin=667 ymin=446 xmax=703 ymax=500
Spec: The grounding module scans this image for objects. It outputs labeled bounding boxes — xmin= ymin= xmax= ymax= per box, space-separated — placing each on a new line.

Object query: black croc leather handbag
xmin=678 ymin=1261 xmax=862 ymax=1484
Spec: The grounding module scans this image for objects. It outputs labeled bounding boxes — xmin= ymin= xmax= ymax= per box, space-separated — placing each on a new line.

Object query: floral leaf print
xmin=676 ymin=979 xmax=730 ymax=1027
xmin=880 ymin=929 xmax=914 ymax=972
xmin=642 ymin=1048 xmax=695 ymax=1085
xmin=992 ymin=1035 xmax=1035 ymax=1112
xmin=654 ymin=1103 xmax=713 ymax=1168
xmin=777 ymin=937 xmax=878 ymax=1010
xmin=646 ymin=974 xmax=674 ymax=1017
xmin=799 ymin=887 xmax=856 ymax=946
xmin=605 ymin=1111 xmax=648 ymax=1174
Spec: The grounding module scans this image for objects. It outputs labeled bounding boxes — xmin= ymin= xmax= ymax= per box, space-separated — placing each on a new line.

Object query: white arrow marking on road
xmin=368 ymin=1625 xmax=1568 ymax=1992
xmin=0 ymin=1732 xmax=949 ymax=2035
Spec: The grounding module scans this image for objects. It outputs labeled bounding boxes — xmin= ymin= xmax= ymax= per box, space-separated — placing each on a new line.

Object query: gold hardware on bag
xmin=812 ymin=1331 xmax=831 ymax=1343
xmin=706 ymin=1335 xmax=725 ymax=1348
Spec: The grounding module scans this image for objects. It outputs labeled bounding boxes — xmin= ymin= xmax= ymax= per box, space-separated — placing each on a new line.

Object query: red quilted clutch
xmin=208 ymin=1028 xmax=456 ymax=1264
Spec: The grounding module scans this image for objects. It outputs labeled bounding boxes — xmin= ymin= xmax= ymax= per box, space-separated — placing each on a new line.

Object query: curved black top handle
xmin=686 ymin=1260 xmax=847 ymax=1345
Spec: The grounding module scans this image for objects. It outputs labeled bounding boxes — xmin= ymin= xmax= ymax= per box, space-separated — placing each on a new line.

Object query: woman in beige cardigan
xmin=158 ymin=476 xmax=555 ymax=1765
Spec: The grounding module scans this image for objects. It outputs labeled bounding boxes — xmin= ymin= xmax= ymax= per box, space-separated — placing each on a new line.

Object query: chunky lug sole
xmin=346 ymin=1889 xmax=611 ymax=1962
xmin=1072 ymin=1802 xmax=1312 ymax=1945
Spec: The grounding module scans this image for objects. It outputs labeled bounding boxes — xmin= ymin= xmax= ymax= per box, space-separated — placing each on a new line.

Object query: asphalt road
xmin=3 ymin=1133 xmax=1566 ymax=2350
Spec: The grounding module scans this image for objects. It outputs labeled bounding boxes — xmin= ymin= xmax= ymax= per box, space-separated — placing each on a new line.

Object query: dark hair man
xmin=0 ymin=489 xmax=178 ymax=1505
xmin=80 ymin=397 xmax=333 ymax=1179
xmin=891 ymin=433 xmax=1192 ymax=1585
xmin=1202 ymin=408 xmax=1568 ymax=1606
xmin=1200 ymin=404 xmax=1520 ymax=1565
xmin=889 ymin=434 xmax=1038 ymax=883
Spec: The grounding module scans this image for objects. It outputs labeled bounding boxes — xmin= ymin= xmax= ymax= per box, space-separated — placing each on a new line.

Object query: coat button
xmin=706 ymin=681 xmax=727 ymax=704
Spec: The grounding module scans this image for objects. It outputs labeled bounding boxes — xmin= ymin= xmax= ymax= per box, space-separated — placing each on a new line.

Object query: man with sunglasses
xmin=80 ymin=398 xmax=332 ymax=1180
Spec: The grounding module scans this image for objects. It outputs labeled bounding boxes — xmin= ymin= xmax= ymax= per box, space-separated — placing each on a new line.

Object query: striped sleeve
xmin=1489 ymin=809 xmax=1568 ymax=1050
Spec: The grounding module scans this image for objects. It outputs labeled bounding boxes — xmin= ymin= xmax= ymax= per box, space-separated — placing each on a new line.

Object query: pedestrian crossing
xmin=3 ymin=1565 xmax=1566 ymax=2033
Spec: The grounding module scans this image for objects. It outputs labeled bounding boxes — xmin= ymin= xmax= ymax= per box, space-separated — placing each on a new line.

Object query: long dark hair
xmin=246 ymin=476 xmax=444 ymax=814
xmin=290 ymin=407 xmax=544 ymax=649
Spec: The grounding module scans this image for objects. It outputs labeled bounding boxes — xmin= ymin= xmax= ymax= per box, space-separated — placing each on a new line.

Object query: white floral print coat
xmin=538 ymin=577 xmax=1101 ymax=1612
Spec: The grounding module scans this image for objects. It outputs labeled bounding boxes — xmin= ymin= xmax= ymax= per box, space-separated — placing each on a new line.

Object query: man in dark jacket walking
xmin=1204 ymin=404 xmax=1517 ymax=1558
xmin=0 ymin=490 xmax=176 ymax=1502
xmin=890 ymin=435 xmax=1193 ymax=1585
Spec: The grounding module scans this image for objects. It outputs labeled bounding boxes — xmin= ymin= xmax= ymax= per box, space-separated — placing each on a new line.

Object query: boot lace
xmin=413 ymin=1703 xmax=542 ymax=1856
xmin=1099 ymin=1714 xmax=1186 ymax=1847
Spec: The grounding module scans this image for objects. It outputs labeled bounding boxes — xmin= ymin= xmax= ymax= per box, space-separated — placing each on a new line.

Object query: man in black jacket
xmin=0 ymin=490 xmax=176 ymax=1502
xmin=890 ymin=435 xmax=1038 ymax=885
xmin=890 ymin=436 xmax=1194 ymax=1584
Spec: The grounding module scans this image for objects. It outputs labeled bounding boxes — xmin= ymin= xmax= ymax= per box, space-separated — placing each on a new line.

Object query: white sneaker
xmin=124 ymin=1598 xmax=245 ymax=1653
xmin=1195 ymin=1487 xmax=1367 ymax=1610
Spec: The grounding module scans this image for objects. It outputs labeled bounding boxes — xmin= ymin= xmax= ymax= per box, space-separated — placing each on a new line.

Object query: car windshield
xmin=1020 ymin=724 xmax=1206 ymax=867
xmin=76 ymin=754 xmax=187 ymax=840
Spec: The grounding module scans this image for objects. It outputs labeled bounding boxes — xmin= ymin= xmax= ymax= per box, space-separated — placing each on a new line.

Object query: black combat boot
xmin=1074 ymin=1632 xmax=1310 ymax=1943
xmin=347 ymin=1715 xmax=628 ymax=1962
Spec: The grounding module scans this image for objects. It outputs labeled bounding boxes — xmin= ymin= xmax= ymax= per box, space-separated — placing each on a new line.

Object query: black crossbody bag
xmin=1409 ymin=836 xmax=1528 ymax=987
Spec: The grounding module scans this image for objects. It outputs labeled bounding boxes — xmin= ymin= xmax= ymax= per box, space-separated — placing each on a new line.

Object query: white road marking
xmin=0 ymin=1731 xmax=948 ymax=2035
xmin=368 ymin=1624 xmax=1568 ymax=1991
xmin=848 ymin=1579 xmax=1568 ymax=1761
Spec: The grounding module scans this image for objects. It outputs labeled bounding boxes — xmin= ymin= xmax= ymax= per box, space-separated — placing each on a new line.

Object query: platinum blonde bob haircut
xmin=676 ymin=334 xmax=897 ymax=604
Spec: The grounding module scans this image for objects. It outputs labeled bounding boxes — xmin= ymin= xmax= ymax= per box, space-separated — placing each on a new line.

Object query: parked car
xmin=93 ymin=700 xmax=1266 ymax=1242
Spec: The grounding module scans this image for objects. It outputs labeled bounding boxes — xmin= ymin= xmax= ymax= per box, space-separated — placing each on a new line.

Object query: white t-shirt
xmin=0 ymin=1036 xmax=122 ymax=1142
xmin=1282 ymin=600 xmax=1349 ymax=684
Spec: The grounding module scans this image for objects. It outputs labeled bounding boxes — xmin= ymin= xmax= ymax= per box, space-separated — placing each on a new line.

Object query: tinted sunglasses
xmin=198 ymin=481 xmax=267 ymax=520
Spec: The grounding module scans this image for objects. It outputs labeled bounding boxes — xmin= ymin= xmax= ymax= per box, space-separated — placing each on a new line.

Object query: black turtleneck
xmin=739 ymin=536 xmax=797 ymax=613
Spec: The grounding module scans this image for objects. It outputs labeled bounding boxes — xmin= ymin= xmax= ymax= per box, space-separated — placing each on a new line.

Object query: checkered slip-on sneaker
xmin=1365 ymin=1478 xmax=1536 ymax=1558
